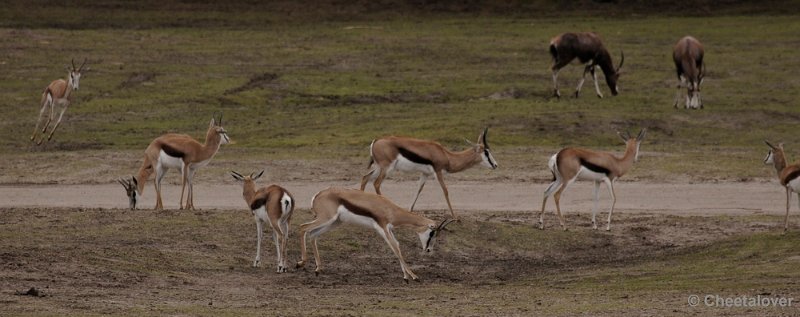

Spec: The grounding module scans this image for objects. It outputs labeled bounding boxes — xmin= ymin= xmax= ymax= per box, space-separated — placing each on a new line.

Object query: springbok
xmin=673 ymin=36 xmax=705 ymax=109
xmin=31 ymin=58 xmax=89 ymax=145
xmin=764 ymin=141 xmax=799 ymax=232
xmin=119 ymin=115 xmax=230 ymax=210
xmin=296 ymin=187 xmax=454 ymax=282
xmin=359 ymin=128 xmax=498 ymax=219
xmin=549 ymin=32 xmax=624 ymax=98
xmin=231 ymin=170 xmax=295 ymax=272
xmin=540 ymin=129 xmax=646 ymax=231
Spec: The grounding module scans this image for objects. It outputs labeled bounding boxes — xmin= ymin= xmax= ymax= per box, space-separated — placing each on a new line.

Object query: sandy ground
xmin=0 ymin=180 xmax=786 ymax=216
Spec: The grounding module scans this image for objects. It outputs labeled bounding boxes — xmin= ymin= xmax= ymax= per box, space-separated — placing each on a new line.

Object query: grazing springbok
xmin=359 ymin=128 xmax=498 ymax=219
xmin=296 ymin=187 xmax=454 ymax=282
xmin=540 ymin=129 xmax=646 ymax=231
xmin=549 ymin=32 xmax=624 ymax=98
xmin=673 ymin=36 xmax=705 ymax=109
xmin=119 ymin=115 xmax=230 ymax=210
xmin=764 ymin=141 xmax=799 ymax=232
xmin=31 ymin=58 xmax=89 ymax=145
xmin=231 ymin=170 xmax=295 ymax=272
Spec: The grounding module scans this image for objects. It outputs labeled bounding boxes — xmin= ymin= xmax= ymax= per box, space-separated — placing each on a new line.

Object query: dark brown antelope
xmin=549 ymin=32 xmax=624 ymax=98
xmin=31 ymin=59 xmax=89 ymax=145
xmin=673 ymin=36 xmax=705 ymax=109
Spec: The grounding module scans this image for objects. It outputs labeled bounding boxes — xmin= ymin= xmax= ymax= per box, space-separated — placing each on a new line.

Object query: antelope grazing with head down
xmin=549 ymin=32 xmax=624 ymax=98
xmin=764 ymin=141 xmax=799 ymax=232
xmin=359 ymin=128 xmax=498 ymax=219
xmin=119 ymin=115 xmax=230 ymax=210
xmin=231 ymin=170 xmax=295 ymax=272
xmin=540 ymin=129 xmax=646 ymax=231
xmin=673 ymin=36 xmax=705 ymax=109
xmin=296 ymin=187 xmax=454 ymax=282
xmin=31 ymin=59 xmax=89 ymax=145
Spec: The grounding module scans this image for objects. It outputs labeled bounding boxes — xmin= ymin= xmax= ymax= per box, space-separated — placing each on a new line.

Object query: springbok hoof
xmin=295 ymin=261 xmax=305 ymax=268
xmin=314 ymin=270 xmax=320 ymax=276
xmin=404 ymin=278 xmax=409 ymax=284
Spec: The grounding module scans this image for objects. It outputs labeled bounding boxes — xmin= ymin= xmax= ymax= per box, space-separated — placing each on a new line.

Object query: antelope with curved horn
xmin=31 ymin=58 xmax=90 ymax=144
xmin=540 ymin=129 xmax=646 ymax=231
xmin=359 ymin=128 xmax=498 ymax=219
xmin=296 ymin=187 xmax=454 ymax=282
xmin=764 ymin=141 xmax=799 ymax=232
xmin=231 ymin=170 xmax=295 ymax=272
xmin=673 ymin=36 xmax=705 ymax=109
xmin=119 ymin=115 xmax=230 ymax=210
xmin=549 ymin=32 xmax=624 ymax=98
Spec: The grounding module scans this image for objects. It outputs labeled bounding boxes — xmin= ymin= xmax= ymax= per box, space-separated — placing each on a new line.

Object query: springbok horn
xmin=436 ymin=218 xmax=455 ymax=232
xmin=765 ymin=140 xmax=777 ymax=149
xmin=616 ymin=51 xmax=625 ymax=72
xmin=482 ymin=127 xmax=489 ymax=149
xmin=637 ymin=128 xmax=647 ymax=141
xmin=79 ymin=58 xmax=87 ymax=71
xmin=117 ymin=178 xmax=129 ymax=189
xmin=218 ymin=113 xmax=223 ymax=126
xmin=71 ymin=58 xmax=76 ymax=70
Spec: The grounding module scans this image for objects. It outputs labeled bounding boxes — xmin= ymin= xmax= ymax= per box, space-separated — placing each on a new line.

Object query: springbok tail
xmin=544 ymin=154 xmax=561 ymax=194
xmin=278 ymin=193 xmax=294 ymax=225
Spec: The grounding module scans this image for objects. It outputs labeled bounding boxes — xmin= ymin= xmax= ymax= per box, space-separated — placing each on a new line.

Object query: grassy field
xmin=1 ymin=3 xmax=799 ymax=184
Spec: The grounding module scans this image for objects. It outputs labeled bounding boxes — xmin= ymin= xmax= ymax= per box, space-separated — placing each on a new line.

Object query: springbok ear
xmin=253 ymin=170 xmax=265 ymax=180
xmin=779 ymin=142 xmax=785 ymax=149
xmin=617 ymin=131 xmax=628 ymax=143
xmin=209 ymin=118 xmax=216 ymax=128
xmin=636 ymin=128 xmax=647 ymax=141
xmin=131 ymin=176 xmax=137 ymax=187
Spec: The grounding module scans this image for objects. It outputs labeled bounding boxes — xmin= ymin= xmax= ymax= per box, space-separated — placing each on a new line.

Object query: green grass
xmin=2 ymin=4 xmax=800 ymax=185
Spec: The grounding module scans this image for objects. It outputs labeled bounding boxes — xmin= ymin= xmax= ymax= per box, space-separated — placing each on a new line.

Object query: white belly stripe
xmin=158 ymin=150 xmax=184 ymax=169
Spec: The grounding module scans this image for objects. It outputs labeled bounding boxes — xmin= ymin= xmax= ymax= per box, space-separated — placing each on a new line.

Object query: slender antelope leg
xmin=605 ymin=178 xmax=617 ymax=231
xmin=31 ymin=97 xmax=50 ymax=141
xmin=540 ymin=178 xmax=561 ymax=230
xmin=553 ymin=181 xmax=571 ymax=231
xmin=673 ymin=77 xmax=684 ymax=108
xmin=575 ymin=64 xmax=591 ymax=97
xmin=591 ymin=65 xmax=603 ymax=98
xmin=296 ymin=217 xmax=337 ymax=269
xmin=45 ymin=104 xmax=69 ymax=142
xmin=179 ymin=164 xmax=188 ymax=210
xmin=552 ymin=68 xmax=561 ymax=98
xmin=42 ymin=97 xmax=55 ymax=133
xmin=380 ymin=227 xmax=416 ymax=281
xmin=253 ymin=217 xmax=263 ymax=267
xmin=271 ymin=231 xmax=281 ymax=272
xmin=409 ymin=175 xmax=427 ymax=211
xmin=280 ymin=220 xmax=290 ymax=271
xmin=434 ymin=170 xmax=456 ymax=219
xmin=186 ymin=167 xmax=196 ymax=210
xmin=785 ymin=188 xmax=791 ymax=233
xmin=592 ymin=181 xmax=600 ymax=230
xmin=154 ymin=166 xmax=166 ymax=210
xmin=373 ymin=168 xmax=387 ymax=195
xmin=360 ymin=169 xmax=376 ymax=191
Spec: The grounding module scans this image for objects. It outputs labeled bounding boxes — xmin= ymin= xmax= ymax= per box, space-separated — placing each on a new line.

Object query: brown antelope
xmin=231 ymin=170 xmax=295 ymax=272
xmin=119 ymin=115 xmax=230 ymax=210
xmin=549 ymin=32 xmax=624 ymax=98
xmin=673 ymin=36 xmax=705 ymax=109
xmin=540 ymin=129 xmax=646 ymax=231
xmin=359 ymin=128 xmax=498 ymax=219
xmin=296 ymin=187 xmax=454 ymax=282
xmin=764 ymin=141 xmax=799 ymax=232
xmin=31 ymin=58 xmax=89 ymax=145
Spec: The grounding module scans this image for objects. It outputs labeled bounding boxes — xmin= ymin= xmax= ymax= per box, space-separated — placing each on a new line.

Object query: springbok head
xmin=208 ymin=113 xmax=231 ymax=145
xmin=66 ymin=58 xmax=88 ymax=90
xmin=465 ymin=127 xmax=498 ymax=169
xmin=764 ymin=140 xmax=784 ymax=165
xmin=418 ymin=218 xmax=455 ymax=253
xmin=617 ymin=128 xmax=647 ymax=162
xmin=607 ymin=51 xmax=625 ymax=96
xmin=118 ymin=177 xmax=138 ymax=210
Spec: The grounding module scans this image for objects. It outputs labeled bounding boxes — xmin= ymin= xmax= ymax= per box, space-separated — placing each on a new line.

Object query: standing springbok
xmin=549 ymin=32 xmax=624 ymax=98
xmin=673 ymin=36 xmax=705 ymax=109
xmin=764 ymin=141 xmax=799 ymax=232
xmin=359 ymin=128 xmax=498 ymax=219
xmin=296 ymin=187 xmax=454 ymax=282
xmin=231 ymin=170 xmax=295 ymax=272
xmin=31 ymin=58 xmax=89 ymax=145
xmin=540 ymin=129 xmax=646 ymax=231
xmin=119 ymin=115 xmax=230 ymax=210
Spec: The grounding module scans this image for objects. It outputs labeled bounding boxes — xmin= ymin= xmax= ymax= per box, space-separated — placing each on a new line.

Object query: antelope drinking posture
xmin=231 ymin=170 xmax=295 ymax=272
xmin=549 ymin=32 xmax=624 ymax=98
xmin=296 ymin=187 xmax=454 ymax=282
xmin=540 ymin=129 xmax=646 ymax=231
xmin=673 ymin=36 xmax=705 ymax=109
xmin=764 ymin=141 xmax=799 ymax=232
xmin=31 ymin=59 xmax=89 ymax=144
xmin=359 ymin=128 xmax=498 ymax=219
xmin=119 ymin=116 xmax=230 ymax=210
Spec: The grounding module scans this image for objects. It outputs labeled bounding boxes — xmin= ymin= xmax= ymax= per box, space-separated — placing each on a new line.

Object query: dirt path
xmin=0 ymin=181 xmax=785 ymax=216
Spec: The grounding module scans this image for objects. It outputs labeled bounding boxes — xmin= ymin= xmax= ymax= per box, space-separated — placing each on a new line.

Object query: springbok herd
xmin=30 ymin=32 xmax=794 ymax=281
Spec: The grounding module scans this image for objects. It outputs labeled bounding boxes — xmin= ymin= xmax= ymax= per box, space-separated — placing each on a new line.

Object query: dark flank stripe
xmin=250 ymin=197 xmax=267 ymax=210
xmin=340 ymin=199 xmax=379 ymax=222
xmin=579 ymin=158 xmax=610 ymax=176
xmin=783 ymin=170 xmax=800 ymax=186
xmin=161 ymin=143 xmax=185 ymax=158
xmin=398 ymin=147 xmax=433 ymax=166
